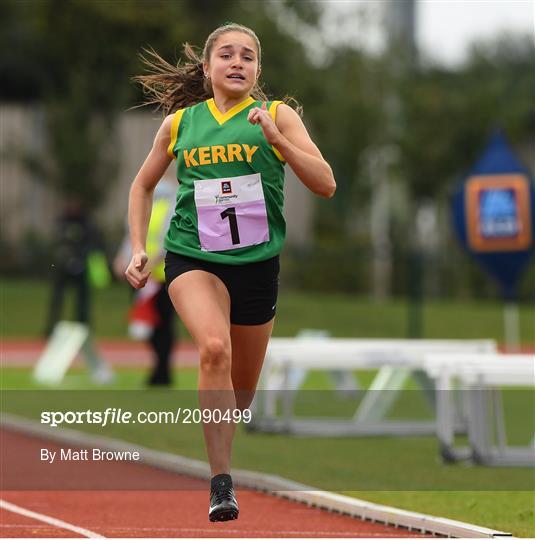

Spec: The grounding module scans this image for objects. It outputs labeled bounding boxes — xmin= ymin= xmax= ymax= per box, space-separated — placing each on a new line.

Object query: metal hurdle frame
xmin=424 ymin=353 xmax=535 ymax=467
xmin=249 ymin=337 xmax=497 ymax=437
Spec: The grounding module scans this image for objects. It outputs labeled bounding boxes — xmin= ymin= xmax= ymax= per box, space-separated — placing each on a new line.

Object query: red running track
xmin=1 ymin=429 xmax=428 ymax=538
xmin=1 ymin=340 xmax=199 ymax=367
xmin=2 ymin=339 xmax=534 ymax=369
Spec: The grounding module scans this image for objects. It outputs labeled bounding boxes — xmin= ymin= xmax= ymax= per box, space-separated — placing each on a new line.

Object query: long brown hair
xmin=134 ymin=23 xmax=268 ymax=115
xmin=134 ymin=23 xmax=302 ymax=116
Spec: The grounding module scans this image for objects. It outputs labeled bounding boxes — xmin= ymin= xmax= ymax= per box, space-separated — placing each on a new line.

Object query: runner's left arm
xmin=247 ymin=103 xmax=336 ymax=198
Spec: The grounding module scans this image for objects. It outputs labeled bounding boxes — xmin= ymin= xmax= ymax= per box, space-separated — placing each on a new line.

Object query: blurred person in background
xmin=126 ymin=23 xmax=335 ymax=522
xmin=44 ymin=196 xmax=113 ymax=383
xmin=44 ymin=196 xmax=104 ymax=335
xmin=113 ymin=178 xmax=178 ymax=386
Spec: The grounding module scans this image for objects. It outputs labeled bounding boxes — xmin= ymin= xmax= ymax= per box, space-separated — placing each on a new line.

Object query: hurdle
xmin=424 ymin=353 xmax=535 ymax=467
xmin=33 ymin=321 xmax=114 ymax=385
xmin=249 ymin=337 xmax=497 ymax=437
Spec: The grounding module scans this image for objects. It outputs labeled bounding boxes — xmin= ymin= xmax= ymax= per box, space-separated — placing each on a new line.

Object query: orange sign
xmin=465 ymin=174 xmax=532 ymax=252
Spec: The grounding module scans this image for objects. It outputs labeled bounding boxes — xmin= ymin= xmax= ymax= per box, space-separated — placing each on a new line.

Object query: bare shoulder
xmin=274 ymin=103 xmax=306 ymax=134
xmin=275 ymin=103 xmax=300 ymax=121
xmin=275 ymin=103 xmax=302 ymax=126
xmin=160 ymin=113 xmax=175 ymax=134
xmin=153 ymin=113 xmax=174 ymax=146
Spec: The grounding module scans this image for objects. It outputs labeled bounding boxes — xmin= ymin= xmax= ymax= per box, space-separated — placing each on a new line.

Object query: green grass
xmin=1 ymin=279 xmax=534 ymax=342
xmin=343 ymin=491 xmax=535 ymax=537
xmin=1 ymin=366 xmax=534 ymax=536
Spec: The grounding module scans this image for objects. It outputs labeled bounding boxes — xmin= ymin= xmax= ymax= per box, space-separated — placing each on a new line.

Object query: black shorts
xmin=164 ymin=251 xmax=280 ymax=325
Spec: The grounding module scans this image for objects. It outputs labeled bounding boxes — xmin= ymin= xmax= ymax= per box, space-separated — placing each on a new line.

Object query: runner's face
xmin=206 ymin=31 xmax=259 ymax=98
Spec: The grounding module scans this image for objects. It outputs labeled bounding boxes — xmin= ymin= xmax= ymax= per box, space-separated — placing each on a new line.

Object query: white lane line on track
xmin=85 ymin=526 xmax=411 ymax=537
xmin=0 ymin=499 xmax=105 ymax=538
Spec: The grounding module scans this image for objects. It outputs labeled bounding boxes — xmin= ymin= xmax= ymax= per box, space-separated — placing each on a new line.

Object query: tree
xmin=397 ymin=34 xmax=535 ymax=200
xmin=1 ymin=0 xmax=323 ymax=207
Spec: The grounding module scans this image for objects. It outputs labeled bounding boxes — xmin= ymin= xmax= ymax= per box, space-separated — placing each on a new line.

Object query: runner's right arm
xmin=126 ymin=114 xmax=174 ymax=289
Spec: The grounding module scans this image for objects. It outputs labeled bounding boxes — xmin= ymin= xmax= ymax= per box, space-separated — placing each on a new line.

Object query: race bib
xmin=194 ymin=173 xmax=270 ymax=252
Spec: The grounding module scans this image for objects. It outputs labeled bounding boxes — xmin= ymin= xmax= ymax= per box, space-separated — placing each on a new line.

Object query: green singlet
xmin=164 ymin=96 xmax=286 ymax=265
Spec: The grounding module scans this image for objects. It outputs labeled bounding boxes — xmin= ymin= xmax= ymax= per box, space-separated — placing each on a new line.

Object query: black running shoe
xmin=209 ymin=474 xmax=239 ymax=522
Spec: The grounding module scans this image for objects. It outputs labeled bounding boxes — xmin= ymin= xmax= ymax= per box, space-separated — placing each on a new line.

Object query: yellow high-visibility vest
xmin=146 ymin=198 xmax=172 ymax=283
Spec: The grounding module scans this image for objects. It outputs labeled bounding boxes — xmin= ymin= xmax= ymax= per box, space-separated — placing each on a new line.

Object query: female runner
xmin=126 ymin=22 xmax=336 ymax=522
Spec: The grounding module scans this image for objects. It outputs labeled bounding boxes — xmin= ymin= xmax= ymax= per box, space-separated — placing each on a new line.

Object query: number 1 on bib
xmin=220 ymin=207 xmax=241 ymax=245
xmin=194 ymin=173 xmax=270 ymax=252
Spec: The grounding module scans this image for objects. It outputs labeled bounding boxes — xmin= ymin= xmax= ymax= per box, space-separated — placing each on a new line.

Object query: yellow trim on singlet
xmin=167 ymin=109 xmax=185 ymax=159
xmin=268 ymin=100 xmax=285 ymax=162
xmin=206 ymin=96 xmax=255 ymax=126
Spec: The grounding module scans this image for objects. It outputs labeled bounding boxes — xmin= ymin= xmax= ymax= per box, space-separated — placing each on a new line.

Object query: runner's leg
xmin=168 ymin=270 xmax=234 ymax=475
xmin=230 ymin=319 xmax=275 ymax=410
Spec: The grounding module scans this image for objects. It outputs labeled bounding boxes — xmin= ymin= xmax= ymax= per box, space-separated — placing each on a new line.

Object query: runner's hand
xmin=247 ymin=102 xmax=281 ymax=145
xmin=125 ymin=251 xmax=150 ymax=289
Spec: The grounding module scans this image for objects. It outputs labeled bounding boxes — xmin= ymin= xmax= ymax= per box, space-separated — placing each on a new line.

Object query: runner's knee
xmin=199 ymin=337 xmax=231 ymax=373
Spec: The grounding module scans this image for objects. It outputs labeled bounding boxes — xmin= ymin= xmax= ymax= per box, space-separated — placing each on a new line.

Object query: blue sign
xmin=451 ymin=130 xmax=535 ymax=300
xmin=479 ymin=188 xmax=519 ymax=238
